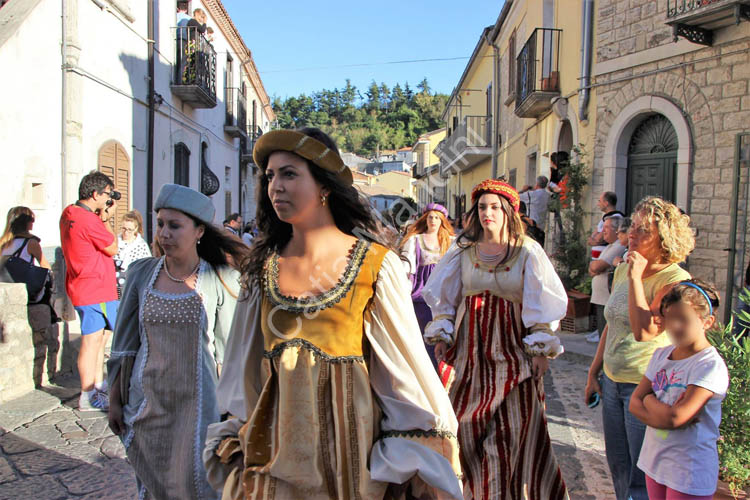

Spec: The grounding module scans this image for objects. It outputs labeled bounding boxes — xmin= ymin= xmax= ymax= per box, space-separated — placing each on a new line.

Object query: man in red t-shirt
xmin=60 ymin=171 xmax=119 ymax=411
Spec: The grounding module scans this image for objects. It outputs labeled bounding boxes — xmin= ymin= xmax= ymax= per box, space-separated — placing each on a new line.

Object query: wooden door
xmin=626 ymin=114 xmax=678 ymax=214
xmin=98 ymin=141 xmax=130 ymax=233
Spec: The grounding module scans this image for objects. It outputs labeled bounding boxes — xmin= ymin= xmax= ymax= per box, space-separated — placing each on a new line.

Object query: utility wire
xmin=260 ymin=56 xmax=473 ymax=74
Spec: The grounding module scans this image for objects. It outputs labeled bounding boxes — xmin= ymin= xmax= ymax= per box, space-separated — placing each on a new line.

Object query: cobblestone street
xmin=0 ymin=332 xmax=615 ymax=499
xmin=0 ymin=374 xmax=136 ymax=500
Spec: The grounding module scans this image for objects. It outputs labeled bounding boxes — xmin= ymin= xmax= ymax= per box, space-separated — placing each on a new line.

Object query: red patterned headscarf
xmin=471 ymin=179 xmax=520 ymax=212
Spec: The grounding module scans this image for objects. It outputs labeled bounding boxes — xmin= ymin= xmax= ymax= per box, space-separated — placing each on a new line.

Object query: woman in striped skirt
xmin=423 ymin=179 xmax=570 ymax=500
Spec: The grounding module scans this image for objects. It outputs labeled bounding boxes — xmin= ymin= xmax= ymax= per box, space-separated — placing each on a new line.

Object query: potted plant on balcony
xmin=709 ymin=293 xmax=750 ymax=499
xmin=549 ymin=145 xmax=592 ymax=331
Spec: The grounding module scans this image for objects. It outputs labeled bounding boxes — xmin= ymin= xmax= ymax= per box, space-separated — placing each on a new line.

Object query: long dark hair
xmin=241 ymin=127 xmax=391 ymax=285
xmin=456 ymin=194 xmax=525 ymax=265
xmin=153 ymin=212 xmax=249 ymax=271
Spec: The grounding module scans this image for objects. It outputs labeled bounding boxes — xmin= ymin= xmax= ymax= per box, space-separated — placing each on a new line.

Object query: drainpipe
xmin=484 ymin=30 xmax=500 ymax=179
xmin=61 ymin=0 xmax=68 ymax=209
xmin=579 ymin=0 xmax=594 ymax=124
xmin=146 ymin=0 xmax=155 ymax=242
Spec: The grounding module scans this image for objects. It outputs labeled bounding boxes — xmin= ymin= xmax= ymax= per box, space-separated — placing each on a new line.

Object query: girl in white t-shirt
xmin=629 ymin=279 xmax=729 ymax=499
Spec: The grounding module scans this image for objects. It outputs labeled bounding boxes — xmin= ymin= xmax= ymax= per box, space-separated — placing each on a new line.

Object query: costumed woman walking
xmin=107 ymin=184 xmax=247 ymax=500
xmin=423 ymin=179 xmax=570 ymax=500
xmin=203 ymin=127 xmax=462 ymax=500
xmin=399 ymin=202 xmax=454 ymax=368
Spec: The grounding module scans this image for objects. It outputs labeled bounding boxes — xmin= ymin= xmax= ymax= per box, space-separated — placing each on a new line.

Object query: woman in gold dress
xmin=203 ymin=127 xmax=462 ymax=500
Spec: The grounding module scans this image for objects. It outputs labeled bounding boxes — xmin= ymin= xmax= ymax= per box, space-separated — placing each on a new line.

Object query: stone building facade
xmin=591 ymin=0 xmax=750 ymax=319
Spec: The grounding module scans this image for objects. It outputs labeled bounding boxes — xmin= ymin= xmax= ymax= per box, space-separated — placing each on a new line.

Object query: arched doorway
xmin=625 ymin=114 xmax=678 ymax=213
xmin=557 ymin=119 xmax=573 ymax=155
xmin=97 ymin=140 xmax=130 ymax=233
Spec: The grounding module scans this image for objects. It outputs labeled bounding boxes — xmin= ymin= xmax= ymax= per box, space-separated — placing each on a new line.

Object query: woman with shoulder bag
xmin=1 ymin=206 xmax=59 ymax=386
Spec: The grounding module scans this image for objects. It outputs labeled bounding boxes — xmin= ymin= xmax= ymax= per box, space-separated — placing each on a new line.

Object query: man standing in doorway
xmin=521 ymin=175 xmax=551 ymax=247
xmin=60 ymin=171 xmax=119 ymax=411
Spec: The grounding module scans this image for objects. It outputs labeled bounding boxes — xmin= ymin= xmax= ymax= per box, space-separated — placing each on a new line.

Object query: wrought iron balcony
xmin=171 ymin=26 xmax=217 ymax=108
xmin=436 ymin=115 xmax=492 ymax=175
xmin=666 ymin=0 xmax=750 ymax=46
xmin=241 ymin=126 xmax=263 ymax=165
xmin=224 ymin=87 xmax=247 ymax=138
xmin=514 ymin=28 xmax=562 ymax=119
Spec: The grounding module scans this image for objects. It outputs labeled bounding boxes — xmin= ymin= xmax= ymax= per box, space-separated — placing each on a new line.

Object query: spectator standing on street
xmin=424 ymin=179 xmax=569 ymax=499
xmin=585 ymin=196 xmax=694 ymax=500
xmin=588 ymin=191 xmax=625 ymax=258
xmin=223 ymin=212 xmax=241 ymax=235
xmin=107 ymin=183 xmax=245 ymax=500
xmin=520 ymin=175 xmax=551 ymax=247
xmin=60 ymin=171 xmax=119 ymax=411
xmin=203 ymin=128 xmax=462 ymax=499
xmin=398 ymin=202 xmax=454 ymax=368
xmin=1 ymin=206 xmax=59 ymax=387
xmin=241 ymin=221 xmax=254 ymax=246
xmin=589 ymin=217 xmax=627 ymax=342
xmin=630 ymin=280 xmax=728 ymax=499
xmin=114 ymin=210 xmax=151 ymax=298
xmin=612 ymin=217 xmax=631 ymax=267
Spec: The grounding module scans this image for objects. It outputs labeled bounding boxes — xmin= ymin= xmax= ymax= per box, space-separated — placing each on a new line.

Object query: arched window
xmin=174 ymin=142 xmax=190 ymax=187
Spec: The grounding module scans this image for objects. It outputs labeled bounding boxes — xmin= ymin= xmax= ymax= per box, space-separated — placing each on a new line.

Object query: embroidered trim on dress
xmin=262 ymin=239 xmax=370 ymax=313
xmin=379 ymin=428 xmax=457 ymax=441
xmin=263 ymin=338 xmax=365 ymax=363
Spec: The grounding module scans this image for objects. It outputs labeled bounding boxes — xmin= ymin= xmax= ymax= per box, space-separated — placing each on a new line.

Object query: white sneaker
xmin=78 ymin=390 xmax=109 ymax=412
xmin=586 ymin=331 xmax=600 ymax=343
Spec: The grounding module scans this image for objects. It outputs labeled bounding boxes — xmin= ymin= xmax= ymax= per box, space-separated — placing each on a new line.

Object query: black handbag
xmin=2 ymin=238 xmax=50 ymax=302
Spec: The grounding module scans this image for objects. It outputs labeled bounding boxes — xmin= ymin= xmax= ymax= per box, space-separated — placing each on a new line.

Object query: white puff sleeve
xmin=400 ymin=235 xmax=418 ymax=276
xmin=520 ymin=241 xmax=568 ymax=358
xmin=421 ymin=243 xmax=464 ymax=346
xmin=203 ymin=284 xmax=264 ymax=491
xmin=364 ymin=251 xmax=463 ymax=500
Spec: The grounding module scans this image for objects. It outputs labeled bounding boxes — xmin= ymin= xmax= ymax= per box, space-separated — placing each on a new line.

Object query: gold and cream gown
xmin=204 ymin=240 xmax=463 ymax=500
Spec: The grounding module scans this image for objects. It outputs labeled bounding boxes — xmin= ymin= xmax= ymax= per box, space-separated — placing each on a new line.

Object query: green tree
xmin=271 ymin=79 xmax=449 ymax=158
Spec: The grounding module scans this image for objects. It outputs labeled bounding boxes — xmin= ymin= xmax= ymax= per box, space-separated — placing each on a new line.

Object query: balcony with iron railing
xmin=224 ymin=87 xmax=247 ymax=138
xmin=171 ymin=26 xmax=217 ymax=108
xmin=514 ymin=28 xmax=562 ymax=119
xmin=435 ymin=115 xmax=492 ymax=175
xmin=665 ymin=0 xmax=750 ymax=45
xmin=241 ymin=126 xmax=264 ymax=164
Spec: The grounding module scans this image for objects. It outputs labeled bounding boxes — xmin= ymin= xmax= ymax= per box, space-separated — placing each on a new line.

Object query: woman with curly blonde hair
xmin=584 ymin=196 xmax=694 ymax=500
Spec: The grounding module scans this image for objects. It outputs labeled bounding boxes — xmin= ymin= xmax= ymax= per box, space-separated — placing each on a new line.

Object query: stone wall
xmin=591 ymin=1 xmax=750 ymax=314
xmin=0 ymin=284 xmax=35 ymax=403
xmin=597 ymin=0 xmax=673 ymax=61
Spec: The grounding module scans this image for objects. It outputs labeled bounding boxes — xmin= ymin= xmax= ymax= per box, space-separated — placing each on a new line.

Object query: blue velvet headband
xmin=680 ymin=282 xmax=713 ymax=316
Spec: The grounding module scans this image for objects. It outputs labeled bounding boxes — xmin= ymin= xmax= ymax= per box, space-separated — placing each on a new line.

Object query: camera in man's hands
xmin=106 ymin=190 xmax=122 ymax=207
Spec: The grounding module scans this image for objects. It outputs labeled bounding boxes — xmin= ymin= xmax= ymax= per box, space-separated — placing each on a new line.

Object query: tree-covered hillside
xmin=272 ymin=78 xmax=448 ymax=157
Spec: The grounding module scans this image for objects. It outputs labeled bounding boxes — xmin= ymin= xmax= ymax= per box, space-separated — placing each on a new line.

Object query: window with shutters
xmin=174 ymin=143 xmax=190 ymax=186
xmin=98 ymin=140 xmax=130 ymax=234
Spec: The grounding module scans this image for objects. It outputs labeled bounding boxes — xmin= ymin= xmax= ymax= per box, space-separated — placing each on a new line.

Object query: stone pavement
xmin=0 ymin=374 xmax=136 ymax=500
xmin=548 ymin=332 xmax=616 ymax=499
xmin=0 ymin=332 xmax=615 ymax=499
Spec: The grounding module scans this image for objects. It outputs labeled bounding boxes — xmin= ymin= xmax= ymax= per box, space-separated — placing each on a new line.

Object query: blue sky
xmin=221 ymin=1 xmax=506 ymax=100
